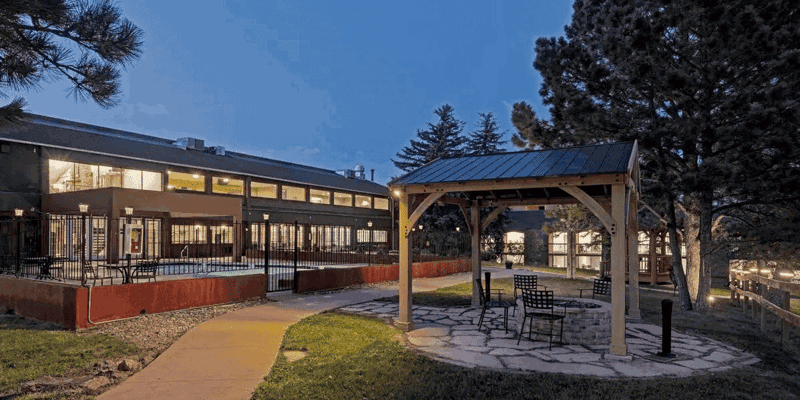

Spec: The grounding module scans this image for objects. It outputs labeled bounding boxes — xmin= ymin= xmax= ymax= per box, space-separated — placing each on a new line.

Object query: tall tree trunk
xmin=684 ymin=196 xmax=701 ymax=302
xmin=694 ymin=190 xmax=715 ymax=312
xmin=566 ymin=231 xmax=576 ymax=279
xmin=666 ymin=193 xmax=693 ymax=311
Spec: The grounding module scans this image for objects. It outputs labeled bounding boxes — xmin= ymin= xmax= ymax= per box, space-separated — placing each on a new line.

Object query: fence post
xmin=293 ymin=220 xmax=298 ymax=293
xmin=16 ymin=219 xmax=23 ymax=275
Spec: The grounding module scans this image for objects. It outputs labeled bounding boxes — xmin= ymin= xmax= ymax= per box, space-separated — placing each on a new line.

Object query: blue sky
xmin=14 ymin=0 xmax=574 ymax=185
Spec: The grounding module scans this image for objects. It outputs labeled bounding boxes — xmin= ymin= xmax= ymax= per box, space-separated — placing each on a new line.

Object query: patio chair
xmin=512 ymin=274 xmax=547 ymax=315
xmin=131 ymin=259 xmax=159 ymax=283
xmin=579 ymin=278 xmax=611 ymax=299
xmin=517 ymin=289 xmax=566 ymax=349
xmin=82 ymin=260 xmax=112 ymax=286
xmin=476 ymin=279 xmax=512 ymax=332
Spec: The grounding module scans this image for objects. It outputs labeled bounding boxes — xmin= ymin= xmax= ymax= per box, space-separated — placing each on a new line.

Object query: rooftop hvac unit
xmin=209 ymin=146 xmax=226 ymax=156
xmin=174 ymin=137 xmax=205 ymax=151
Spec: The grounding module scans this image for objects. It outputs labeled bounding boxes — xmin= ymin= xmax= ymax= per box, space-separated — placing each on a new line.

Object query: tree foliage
xmin=512 ymin=0 xmax=800 ymax=311
xmin=466 ymin=112 xmax=506 ymax=155
xmin=0 ymin=0 xmax=143 ymax=124
xmin=392 ymin=104 xmax=466 ymax=173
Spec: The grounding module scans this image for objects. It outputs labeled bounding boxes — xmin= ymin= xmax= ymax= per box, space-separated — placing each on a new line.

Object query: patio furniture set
xmin=476 ymin=274 xmax=611 ymax=350
xmin=82 ymin=258 xmax=159 ymax=285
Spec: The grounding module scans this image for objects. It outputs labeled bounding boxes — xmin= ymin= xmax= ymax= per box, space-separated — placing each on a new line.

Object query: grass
xmin=0 ymin=321 xmax=136 ymax=393
xmin=254 ymin=277 xmax=800 ymax=400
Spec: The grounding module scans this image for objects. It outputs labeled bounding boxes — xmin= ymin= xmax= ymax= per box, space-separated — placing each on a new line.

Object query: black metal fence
xmin=0 ymin=216 xmax=470 ymax=291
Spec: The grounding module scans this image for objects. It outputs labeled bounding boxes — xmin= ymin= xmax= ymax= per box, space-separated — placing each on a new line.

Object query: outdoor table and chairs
xmin=23 ymin=256 xmax=66 ymax=281
xmin=512 ymin=274 xmax=547 ymax=315
xmin=517 ymin=289 xmax=566 ymax=349
xmin=103 ymin=258 xmax=159 ymax=284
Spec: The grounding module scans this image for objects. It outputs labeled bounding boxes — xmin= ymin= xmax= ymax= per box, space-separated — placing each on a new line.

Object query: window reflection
xmin=48 ymin=160 xmax=162 ymax=193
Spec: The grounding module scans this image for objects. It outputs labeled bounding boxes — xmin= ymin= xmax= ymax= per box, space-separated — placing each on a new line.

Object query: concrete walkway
xmin=98 ymin=268 xmax=756 ymax=399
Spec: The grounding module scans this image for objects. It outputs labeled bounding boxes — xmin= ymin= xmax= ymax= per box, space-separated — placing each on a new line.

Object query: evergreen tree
xmin=393 ymin=104 xmax=466 ymax=172
xmin=466 ymin=112 xmax=506 ymax=155
xmin=0 ymin=0 xmax=143 ymax=124
xmin=512 ymin=0 xmax=800 ymax=311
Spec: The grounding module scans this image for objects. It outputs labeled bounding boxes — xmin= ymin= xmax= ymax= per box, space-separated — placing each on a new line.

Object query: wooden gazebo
xmin=388 ymin=141 xmax=641 ymax=356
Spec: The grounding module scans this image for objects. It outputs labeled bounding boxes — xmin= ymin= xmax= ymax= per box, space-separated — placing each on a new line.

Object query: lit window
xmin=212 ymin=177 xmax=244 ymax=195
xmin=374 ymin=197 xmax=389 ymax=210
xmin=48 ymin=160 xmax=74 ymax=193
xmin=210 ymin=225 xmax=234 ymax=243
xmin=47 ymin=160 xmax=162 ymax=193
xmin=333 ymin=192 xmax=352 ymax=207
xmin=168 ymin=171 xmax=205 ymax=192
xmin=251 ymin=181 xmax=278 ymax=198
xmin=282 ymin=185 xmax=306 ymax=201
xmin=171 ymin=225 xmax=207 ymax=244
xmin=310 ymin=189 xmax=331 ymax=204
xmin=142 ymin=171 xmax=162 ymax=191
xmin=355 ymin=195 xmax=372 ymax=208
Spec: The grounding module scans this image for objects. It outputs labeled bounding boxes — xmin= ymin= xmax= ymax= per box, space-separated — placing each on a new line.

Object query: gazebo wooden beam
xmin=397 ymin=173 xmax=626 ymax=194
xmin=561 ymin=186 xmax=616 ymax=235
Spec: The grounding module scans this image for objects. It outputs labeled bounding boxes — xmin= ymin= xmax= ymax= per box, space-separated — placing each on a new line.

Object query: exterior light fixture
xmin=192 ymin=174 xmax=200 ymax=179
xmin=455 ymin=227 xmax=460 ymax=232
xmin=779 ymin=272 xmax=794 ymax=278
xmin=418 ymin=225 xmax=423 ymax=230
xmin=367 ymin=221 xmax=373 ymax=228
xmin=124 ymin=207 xmax=134 ymax=216
xmin=78 ymin=204 xmax=89 ymax=213
xmin=167 ymin=184 xmax=175 ymax=190
xmin=393 ymin=190 xmax=401 ymax=197
xmin=14 ymin=208 xmax=23 ymax=217
xmin=262 ymin=213 xmax=270 ymax=221
xmin=222 ymin=178 xmax=229 ymax=183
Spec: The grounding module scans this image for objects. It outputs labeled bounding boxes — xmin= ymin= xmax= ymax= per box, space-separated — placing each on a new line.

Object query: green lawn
xmin=254 ymin=278 xmax=800 ymax=400
xmin=0 ymin=321 xmax=136 ymax=394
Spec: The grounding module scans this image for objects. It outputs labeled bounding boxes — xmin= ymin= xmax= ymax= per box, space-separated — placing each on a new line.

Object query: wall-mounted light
xmin=455 ymin=227 xmax=460 ymax=232
xmin=124 ymin=207 xmax=134 ymax=216
xmin=262 ymin=213 xmax=270 ymax=221
xmin=192 ymin=174 xmax=200 ymax=179
xmin=78 ymin=204 xmax=89 ymax=213
xmin=14 ymin=208 xmax=23 ymax=217
xmin=393 ymin=189 xmax=401 ymax=197
xmin=418 ymin=225 xmax=423 ymax=230
xmin=367 ymin=221 xmax=373 ymax=228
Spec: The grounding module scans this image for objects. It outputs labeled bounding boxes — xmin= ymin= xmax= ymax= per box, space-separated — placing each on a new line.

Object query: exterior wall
xmin=0 ymin=274 xmax=265 ymax=330
xmin=296 ymin=258 xmax=471 ymax=293
xmin=0 ymin=141 xmax=41 ymax=213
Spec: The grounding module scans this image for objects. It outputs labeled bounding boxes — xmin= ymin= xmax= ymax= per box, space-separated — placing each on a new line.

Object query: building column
xmin=610 ymin=183 xmax=628 ymax=356
xmin=397 ymin=192 xmax=413 ymax=332
xmin=627 ymin=190 xmax=641 ymax=320
xmin=471 ymin=203 xmax=482 ymax=306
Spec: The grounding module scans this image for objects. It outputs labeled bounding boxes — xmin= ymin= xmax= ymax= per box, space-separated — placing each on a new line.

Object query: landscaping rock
xmin=118 ymin=358 xmax=141 ymax=372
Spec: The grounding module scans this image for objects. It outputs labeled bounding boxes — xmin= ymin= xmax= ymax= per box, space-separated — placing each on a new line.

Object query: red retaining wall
xmin=1 ymin=274 xmax=265 ymax=330
xmin=296 ymin=258 xmax=471 ymax=293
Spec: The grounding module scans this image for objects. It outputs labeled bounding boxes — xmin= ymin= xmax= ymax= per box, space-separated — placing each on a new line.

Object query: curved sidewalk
xmin=98 ymin=270 xmax=504 ymax=400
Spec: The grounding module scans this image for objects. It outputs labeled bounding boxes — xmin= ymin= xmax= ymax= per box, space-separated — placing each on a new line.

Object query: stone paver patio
xmin=338 ymin=301 xmax=760 ymax=378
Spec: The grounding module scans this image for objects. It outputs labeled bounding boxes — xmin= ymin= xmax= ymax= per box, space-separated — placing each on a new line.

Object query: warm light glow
xmin=760 ymin=269 xmax=771 ymax=274
xmin=779 ymin=272 xmax=794 ymax=278
xmin=13 ymin=208 xmax=23 ymax=217
xmin=167 ymin=184 xmax=175 ymax=190
xmin=455 ymin=227 xmax=460 ymax=232
xmin=749 ymin=268 xmax=758 ymax=272
xmin=192 ymin=174 xmax=200 ymax=179
xmin=262 ymin=213 xmax=270 ymax=221
xmin=708 ymin=296 xmax=715 ymax=302
xmin=78 ymin=204 xmax=89 ymax=213
xmin=124 ymin=207 xmax=133 ymax=215
xmin=368 ymin=221 xmax=373 ymax=228
xmin=419 ymin=225 xmax=423 ymax=230
xmin=393 ymin=190 xmax=401 ymax=197
xmin=222 ymin=178 xmax=229 ymax=183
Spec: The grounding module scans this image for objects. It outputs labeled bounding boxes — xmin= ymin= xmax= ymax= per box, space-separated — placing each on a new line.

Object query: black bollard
xmin=485 ymin=271 xmax=491 ymax=302
xmin=657 ymin=299 xmax=675 ymax=357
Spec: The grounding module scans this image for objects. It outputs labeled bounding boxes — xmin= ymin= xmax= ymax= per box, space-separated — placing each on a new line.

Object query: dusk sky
xmin=12 ymin=1 xmax=575 ymax=185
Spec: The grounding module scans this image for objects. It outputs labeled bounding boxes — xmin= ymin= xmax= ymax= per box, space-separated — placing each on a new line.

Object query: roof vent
xmin=208 ymin=146 xmax=226 ymax=156
xmin=174 ymin=137 xmax=205 ymax=151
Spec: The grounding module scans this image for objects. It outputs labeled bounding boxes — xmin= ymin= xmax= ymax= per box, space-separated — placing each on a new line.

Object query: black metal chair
xmin=82 ymin=260 xmax=113 ymax=286
xmin=517 ymin=289 xmax=566 ymax=349
xmin=578 ymin=278 xmax=611 ymax=299
xmin=513 ymin=274 xmax=547 ymax=315
xmin=131 ymin=259 xmax=159 ymax=283
xmin=476 ymin=279 xmax=512 ymax=332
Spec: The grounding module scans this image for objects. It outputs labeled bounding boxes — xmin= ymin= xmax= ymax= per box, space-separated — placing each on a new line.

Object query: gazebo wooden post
xmin=397 ymin=191 xmax=413 ymax=332
xmin=649 ymin=230 xmax=658 ymax=284
xmin=627 ymin=191 xmax=641 ymax=320
xmin=610 ymin=183 xmax=628 ymax=356
xmin=471 ymin=203 xmax=482 ymax=306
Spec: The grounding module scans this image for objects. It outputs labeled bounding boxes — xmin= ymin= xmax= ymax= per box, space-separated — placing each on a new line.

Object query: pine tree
xmin=466 ymin=112 xmax=506 ymax=155
xmin=0 ymin=0 xmax=143 ymax=124
xmin=393 ymin=104 xmax=467 ymax=173
xmin=512 ymin=0 xmax=800 ymax=311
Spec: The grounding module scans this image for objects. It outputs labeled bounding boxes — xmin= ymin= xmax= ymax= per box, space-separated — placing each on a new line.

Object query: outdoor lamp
xmin=124 ymin=207 xmax=133 ymax=216
xmin=368 ymin=221 xmax=373 ymax=228
xmin=419 ymin=225 xmax=423 ymax=230
xmin=393 ymin=190 xmax=401 ymax=197
xmin=455 ymin=227 xmax=460 ymax=232
xmin=262 ymin=213 xmax=270 ymax=221
xmin=78 ymin=204 xmax=89 ymax=213
xmin=14 ymin=208 xmax=23 ymax=217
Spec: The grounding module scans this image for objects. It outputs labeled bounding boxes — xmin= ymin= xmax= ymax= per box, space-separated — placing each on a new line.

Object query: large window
xmin=309 ymin=189 xmax=331 ymax=204
xmin=167 ymin=171 xmax=205 ymax=192
xmin=251 ymin=181 xmax=277 ymax=199
xmin=282 ymin=185 xmax=306 ymax=201
xmin=212 ymin=177 xmax=244 ymax=195
xmin=310 ymin=225 xmax=351 ymax=249
xmin=333 ymin=192 xmax=352 ymax=207
xmin=357 ymin=229 xmax=387 ymax=243
xmin=210 ymin=225 xmax=234 ymax=243
xmin=374 ymin=197 xmax=389 ymax=210
xmin=171 ymin=225 xmax=207 ymax=244
xmin=355 ymin=195 xmax=372 ymax=208
xmin=48 ymin=160 xmax=162 ymax=193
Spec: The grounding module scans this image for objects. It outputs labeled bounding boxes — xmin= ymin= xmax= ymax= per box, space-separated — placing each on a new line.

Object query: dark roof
xmin=389 ymin=142 xmax=635 ymax=187
xmin=1 ymin=114 xmax=388 ymax=196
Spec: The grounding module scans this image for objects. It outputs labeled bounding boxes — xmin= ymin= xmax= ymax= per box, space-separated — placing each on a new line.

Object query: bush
xmin=480 ymin=252 xmax=496 ymax=261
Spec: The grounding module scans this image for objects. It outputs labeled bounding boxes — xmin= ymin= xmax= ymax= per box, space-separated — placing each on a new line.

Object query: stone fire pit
xmin=514 ymin=297 xmax=611 ymax=346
